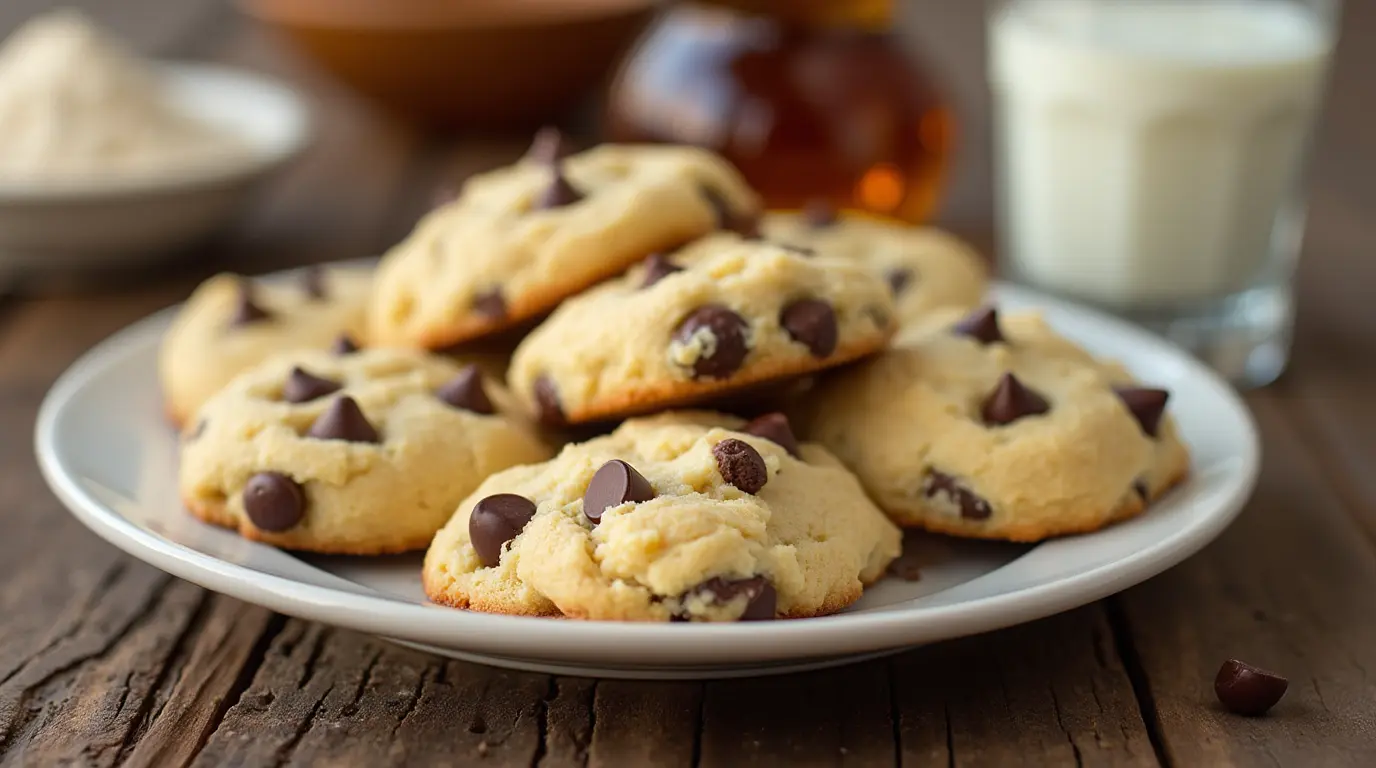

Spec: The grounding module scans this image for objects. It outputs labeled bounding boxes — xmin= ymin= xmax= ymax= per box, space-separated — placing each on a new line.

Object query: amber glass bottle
xmin=603 ymin=0 xmax=954 ymax=222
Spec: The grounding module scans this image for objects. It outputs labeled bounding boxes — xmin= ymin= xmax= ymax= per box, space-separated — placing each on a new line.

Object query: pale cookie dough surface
xmin=159 ymin=267 xmax=372 ymax=425
xmin=797 ymin=308 xmax=1190 ymax=542
xmin=368 ymin=144 xmax=760 ymax=349
xmin=423 ymin=412 xmax=902 ymax=621
xmin=762 ymin=214 xmax=988 ymax=328
xmin=507 ymin=237 xmax=897 ymax=425
xmin=180 ymin=348 xmax=551 ymax=554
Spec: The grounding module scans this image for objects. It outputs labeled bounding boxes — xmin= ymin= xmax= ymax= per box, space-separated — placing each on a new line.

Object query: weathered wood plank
xmin=589 ymin=682 xmax=700 ymax=768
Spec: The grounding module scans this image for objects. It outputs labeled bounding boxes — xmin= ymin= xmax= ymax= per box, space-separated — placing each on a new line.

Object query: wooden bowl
xmin=240 ymin=0 xmax=655 ymax=130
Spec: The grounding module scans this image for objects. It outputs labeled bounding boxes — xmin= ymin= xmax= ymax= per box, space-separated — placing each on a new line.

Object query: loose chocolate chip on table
xmin=469 ymin=493 xmax=538 ymax=568
xmin=640 ymin=253 xmax=683 ymax=289
xmin=533 ymin=164 xmax=584 ymax=209
xmin=472 ymin=287 xmax=506 ymax=319
xmin=713 ymin=438 xmax=768 ymax=494
xmin=923 ymin=471 xmax=993 ymax=520
xmin=283 ymin=366 xmax=341 ymax=404
xmin=886 ymin=267 xmax=915 ymax=296
xmin=982 ymin=372 xmax=1051 ymax=426
xmin=306 ymin=396 xmax=381 ymax=443
xmin=229 ymin=280 xmax=271 ymax=326
xmin=780 ymin=298 xmax=838 ymax=358
xmin=533 ymin=374 xmax=566 ymax=427
xmin=301 ymin=265 xmax=326 ymax=300
xmin=243 ymin=471 xmax=305 ymax=532
xmin=1113 ymin=386 xmax=1170 ymax=437
xmin=437 ymin=365 xmax=495 ymax=415
xmin=583 ymin=459 xmax=656 ymax=524
xmin=803 ymin=198 xmax=838 ymax=228
xmin=673 ymin=305 xmax=750 ymax=379
xmin=742 ymin=412 xmax=801 ymax=458
xmin=331 ymin=334 xmax=359 ymax=355
xmin=1215 ymin=659 xmax=1288 ymax=716
xmin=691 ymin=576 xmax=777 ymax=621
xmin=526 ymin=125 xmax=568 ymax=165
xmin=952 ymin=305 xmax=1003 ymax=345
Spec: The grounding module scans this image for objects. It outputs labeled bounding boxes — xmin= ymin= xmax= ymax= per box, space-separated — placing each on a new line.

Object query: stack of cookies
xmin=161 ymin=131 xmax=1188 ymax=623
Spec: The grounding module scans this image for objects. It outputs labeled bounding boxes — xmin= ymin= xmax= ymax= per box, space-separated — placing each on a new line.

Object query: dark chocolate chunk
xmin=437 ymin=365 xmax=495 ymax=415
xmin=1113 ymin=386 xmax=1170 ymax=438
xmin=533 ymin=374 xmax=565 ymax=427
xmin=672 ymin=305 xmax=750 ymax=379
xmin=780 ymin=298 xmax=838 ymax=358
xmin=526 ymin=126 xmax=568 ymax=165
xmin=886 ymin=267 xmax=914 ymax=296
xmin=713 ymin=438 xmax=768 ymax=494
xmin=1215 ymin=659 xmax=1288 ymax=716
xmin=533 ymin=164 xmax=583 ymax=209
xmin=472 ymin=287 xmax=506 ymax=320
xmin=283 ymin=366 xmax=341 ymax=404
xmin=243 ymin=471 xmax=305 ymax=532
xmin=982 ymin=373 xmax=1051 ymax=426
xmin=229 ymin=280 xmax=271 ymax=327
xmin=306 ymin=396 xmax=380 ymax=443
xmin=640 ymin=253 xmax=683 ymax=289
xmin=301 ymin=265 xmax=326 ymax=300
xmin=923 ymin=471 xmax=992 ymax=520
xmin=742 ymin=412 xmax=800 ymax=458
xmin=690 ymin=576 xmax=777 ymax=621
xmin=331 ymin=334 xmax=359 ymax=355
xmin=583 ymin=459 xmax=656 ymax=524
xmin=468 ymin=493 xmax=538 ymax=567
xmin=803 ymin=199 xmax=838 ymax=228
xmin=952 ymin=306 xmax=1002 ymax=345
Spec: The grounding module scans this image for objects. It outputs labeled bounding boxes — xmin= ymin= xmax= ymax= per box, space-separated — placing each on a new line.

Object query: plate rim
xmin=34 ymin=279 xmax=1261 ymax=669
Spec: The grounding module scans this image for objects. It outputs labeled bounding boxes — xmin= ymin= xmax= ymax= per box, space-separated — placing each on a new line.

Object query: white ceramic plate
xmin=35 ymin=276 xmax=1260 ymax=679
xmin=0 ymin=63 xmax=310 ymax=278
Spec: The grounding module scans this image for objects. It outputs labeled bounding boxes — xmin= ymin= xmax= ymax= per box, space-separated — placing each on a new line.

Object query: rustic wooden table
xmin=4 ymin=1 xmax=1376 ymax=766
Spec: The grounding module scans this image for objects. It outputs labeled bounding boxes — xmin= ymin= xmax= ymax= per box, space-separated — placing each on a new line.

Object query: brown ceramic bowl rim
xmin=238 ymin=0 xmax=658 ymax=31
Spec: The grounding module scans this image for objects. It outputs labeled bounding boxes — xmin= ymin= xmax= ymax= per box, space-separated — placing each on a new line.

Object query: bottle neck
xmin=700 ymin=0 xmax=894 ymax=29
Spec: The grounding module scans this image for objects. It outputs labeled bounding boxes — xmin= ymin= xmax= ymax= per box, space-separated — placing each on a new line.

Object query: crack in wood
xmin=1105 ymin=598 xmax=1172 ymax=768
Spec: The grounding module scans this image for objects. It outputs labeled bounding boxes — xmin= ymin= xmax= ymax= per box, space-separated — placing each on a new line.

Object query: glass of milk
xmin=989 ymin=0 xmax=1339 ymax=387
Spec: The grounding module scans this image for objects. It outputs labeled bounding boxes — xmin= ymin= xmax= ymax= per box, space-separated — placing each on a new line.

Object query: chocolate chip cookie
xmin=506 ymin=236 xmax=897 ymax=425
xmin=762 ymin=207 xmax=988 ymax=328
xmin=159 ymin=267 xmax=372 ymax=425
xmin=797 ymin=306 xmax=1190 ymax=542
xmin=422 ymin=412 xmax=902 ymax=621
xmin=367 ymin=141 xmax=761 ymax=349
xmin=180 ymin=348 xmax=551 ymax=554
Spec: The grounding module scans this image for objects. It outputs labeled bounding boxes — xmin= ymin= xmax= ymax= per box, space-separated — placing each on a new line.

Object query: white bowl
xmin=0 ymin=62 xmax=310 ymax=281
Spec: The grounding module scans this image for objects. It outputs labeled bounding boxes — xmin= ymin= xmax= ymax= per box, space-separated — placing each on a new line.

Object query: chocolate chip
xmin=690 ymin=576 xmax=777 ymax=621
xmin=742 ymin=412 xmax=800 ymax=458
xmin=701 ymin=186 xmax=759 ymax=236
xmin=526 ymin=126 xmax=568 ymax=165
xmin=436 ymin=365 xmax=495 ymax=415
xmin=1114 ymin=387 xmax=1169 ymax=438
xmin=1215 ymin=659 xmax=1288 ymax=716
xmin=713 ymin=438 xmax=768 ymax=494
xmin=886 ymin=267 xmax=914 ymax=296
xmin=533 ymin=374 xmax=565 ymax=427
xmin=780 ymin=299 xmax=838 ymax=358
xmin=301 ymin=265 xmax=326 ymax=300
xmin=331 ymin=334 xmax=359 ymax=355
xmin=952 ymin=306 xmax=1002 ymax=345
xmin=923 ymin=471 xmax=992 ymax=520
xmin=803 ymin=199 xmax=838 ymax=228
xmin=283 ymin=367 xmax=341 ymax=404
xmin=229 ymin=280 xmax=271 ymax=327
xmin=243 ymin=471 xmax=305 ymax=532
xmin=673 ymin=305 xmax=750 ymax=379
xmin=533 ymin=164 xmax=583 ymax=209
xmin=472 ymin=288 xmax=506 ymax=319
xmin=306 ymin=396 xmax=380 ymax=443
xmin=982 ymin=373 xmax=1051 ymax=426
xmin=583 ymin=459 xmax=656 ymax=524
xmin=468 ymin=494 xmax=538 ymax=567
xmin=1133 ymin=480 xmax=1149 ymax=500
xmin=639 ymin=253 xmax=683 ymax=289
